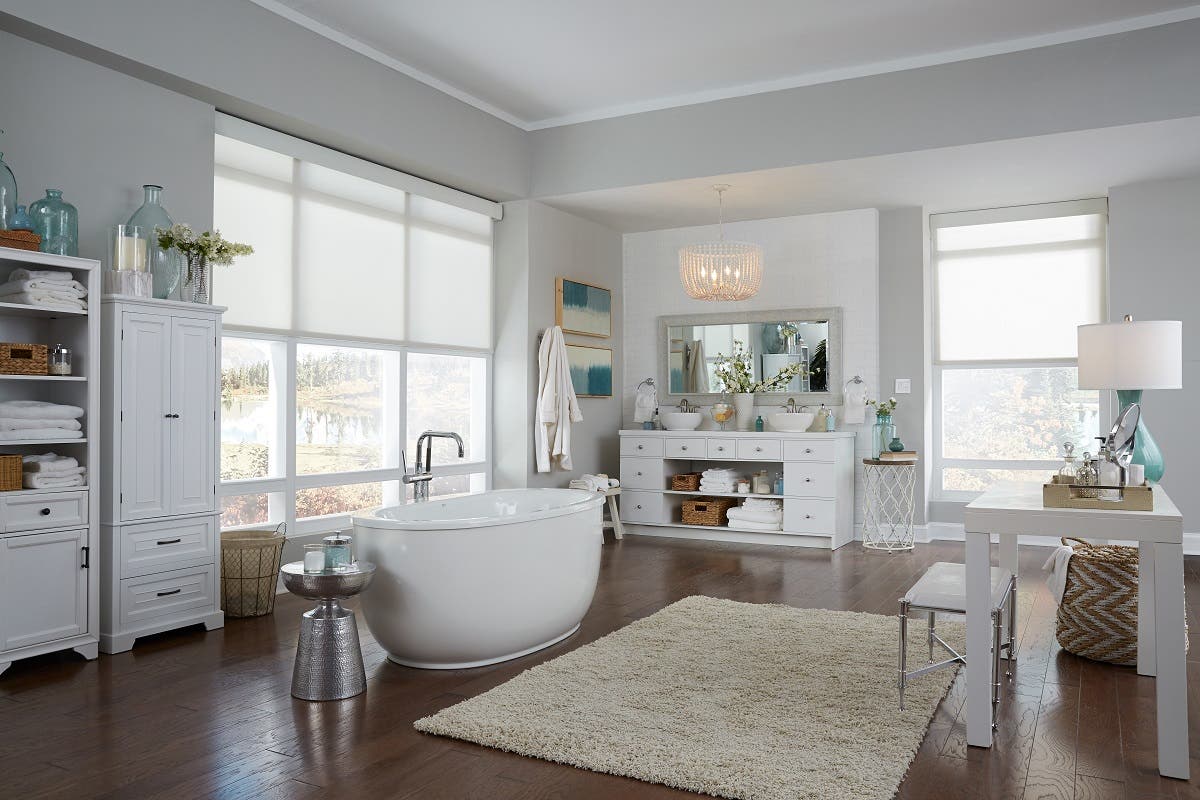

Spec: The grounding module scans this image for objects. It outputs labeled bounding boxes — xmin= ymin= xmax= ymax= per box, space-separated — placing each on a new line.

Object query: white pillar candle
xmin=114 ymin=235 xmax=147 ymax=271
xmin=303 ymin=548 xmax=325 ymax=573
xmin=1128 ymin=464 xmax=1145 ymax=486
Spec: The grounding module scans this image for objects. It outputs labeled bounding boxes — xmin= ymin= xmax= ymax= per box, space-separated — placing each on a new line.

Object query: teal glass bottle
xmin=0 ymin=144 xmax=17 ymax=231
xmin=127 ymin=185 xmax=182 ymax=299
xmin=29 ymin=189 xmax=78 ymax=256
xmin=1117 ymin=389 xmax=1164 ymax=483
xmin=872 ymin=413 xmax=895 ymax=457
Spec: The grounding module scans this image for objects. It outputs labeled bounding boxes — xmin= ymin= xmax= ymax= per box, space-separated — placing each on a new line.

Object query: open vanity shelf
xmin=619 ymin=429 xmax=856 ymax=549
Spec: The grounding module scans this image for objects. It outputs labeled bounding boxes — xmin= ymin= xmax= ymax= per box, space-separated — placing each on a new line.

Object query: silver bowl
xmin=280 ymin=561 xmax=376 ymax=600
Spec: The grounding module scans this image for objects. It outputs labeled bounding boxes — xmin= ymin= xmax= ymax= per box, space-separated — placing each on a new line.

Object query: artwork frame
xmin=566 ymin=343 xmax=613 ymax=398
xmin=556 ymin=277 xmax=611 ymax=338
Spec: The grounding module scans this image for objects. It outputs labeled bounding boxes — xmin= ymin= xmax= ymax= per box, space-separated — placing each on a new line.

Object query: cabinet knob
xmin=636 ymin=504 xmax=643 ymax=510
xmin=637 ymin=444 xmax=644 ymax=450
xmin=717 ymin=446 xmax=725 ymax=452
xmin=805 ymin=478 xmax=812 ymax=483
xmin=805 ymin=514 xmax=812 ymax=519
xmin=755 ymin=447 xmax=762 ymax=452
xmin=681 ymin=445 xmax=688 ymax=451
xmin=39 ymin=507 xmax=51 ymax=516
xmin=636 ymin=471 xmax=643 ymax=476
xmin=805 ymin=448 xmax=812 ymax=454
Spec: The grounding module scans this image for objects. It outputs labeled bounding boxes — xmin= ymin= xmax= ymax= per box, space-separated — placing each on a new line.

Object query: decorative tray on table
xmin=1042 ymin=475 xmax=1154 ymax=511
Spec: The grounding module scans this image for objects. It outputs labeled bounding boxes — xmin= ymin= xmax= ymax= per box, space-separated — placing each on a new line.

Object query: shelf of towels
xmin=0 ymin=400 xmax=86 ymax=443
xmin=22 ymin=453 xmax=86 ymax=490
xmin=0 ymin=268 xmax=89 ymax=313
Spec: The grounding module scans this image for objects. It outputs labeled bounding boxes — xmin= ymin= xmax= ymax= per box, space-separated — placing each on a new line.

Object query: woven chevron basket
xmin=1056 ymin=537 xmax=1141 ymax=665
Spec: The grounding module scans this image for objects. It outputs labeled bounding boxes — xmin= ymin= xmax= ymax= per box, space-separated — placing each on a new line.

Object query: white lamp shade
xmin=1077 ymin=319 xmax=1182 ymax=389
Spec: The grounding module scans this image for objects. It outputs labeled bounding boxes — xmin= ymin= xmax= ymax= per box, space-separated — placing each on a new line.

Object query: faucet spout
xmin=406 ymin=430 xmax=466 ymax=502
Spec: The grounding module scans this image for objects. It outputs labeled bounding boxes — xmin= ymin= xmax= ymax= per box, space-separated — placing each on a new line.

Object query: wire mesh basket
xmin=220 ymin=523 xmax=287 ymax=618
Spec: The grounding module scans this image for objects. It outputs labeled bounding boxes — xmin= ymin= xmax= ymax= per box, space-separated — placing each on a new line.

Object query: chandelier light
xmin=678 ymin=184 xmax=762 ymax=301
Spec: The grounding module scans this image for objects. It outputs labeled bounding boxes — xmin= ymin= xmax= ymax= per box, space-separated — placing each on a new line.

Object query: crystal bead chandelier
xmin=678 ymin=184 xmax=762 ymax=301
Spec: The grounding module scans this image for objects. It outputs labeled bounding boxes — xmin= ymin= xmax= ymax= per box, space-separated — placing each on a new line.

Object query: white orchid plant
xmin=713 ymin=340 xmax=808 ymax=394
xmin=156 ymin=224 xmax=254 ymax=282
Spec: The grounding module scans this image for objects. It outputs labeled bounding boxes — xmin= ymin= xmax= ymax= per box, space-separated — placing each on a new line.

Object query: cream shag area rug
xmin=415 ymin=596 xmax=964 ymax=800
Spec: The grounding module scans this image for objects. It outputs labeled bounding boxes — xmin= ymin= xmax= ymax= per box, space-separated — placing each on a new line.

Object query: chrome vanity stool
xmin=281 ymin=561 xmax=376 ymax=701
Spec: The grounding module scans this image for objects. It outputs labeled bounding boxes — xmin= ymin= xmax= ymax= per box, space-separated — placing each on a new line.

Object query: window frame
xmin=929 ymin=199 xmax=1111 ymax=502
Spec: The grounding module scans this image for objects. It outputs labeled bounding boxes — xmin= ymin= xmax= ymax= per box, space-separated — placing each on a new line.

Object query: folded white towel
xmin=0 ymin=279 xmax=86 ymax=298
xmin=24 ymin=471 xmax=86 ymax=489
xmin=569 ymin=474 xmax=611 ymax=493
xmin=7 ymin=268 xmax=75 ymax=283
xmin=0 ymin=291 xmax=86 ymax=311
xmin=727 ymin=508 xmax=784 ymax=525
xmin=727 ymin=519 xmax=783 ymax=532
xmin=0 ymin=428 xmax=83 ymax=440
xmin=742 ymin=497 xmax=782 ymax=510
xmin=699 ymin=482 xmax=734 ymax=492
xmin=23 ymin=465 xmax=83 ymax=478
xmin=702 ymin=468 xmax=738 ymax=479
xmin=0 ymin=418 xmax=81 ymax=431
xmin=0 ymin=401 xmax=84 ymax=420
xmin=22 ymin=455 xmax=80 ymax=473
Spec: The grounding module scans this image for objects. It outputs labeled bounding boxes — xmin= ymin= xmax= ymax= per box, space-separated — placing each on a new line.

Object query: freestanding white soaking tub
xmin=351 ymin=488 xmax=604 ymax=669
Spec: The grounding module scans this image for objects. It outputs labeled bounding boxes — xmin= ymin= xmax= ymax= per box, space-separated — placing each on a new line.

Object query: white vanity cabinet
xmin=99 ymin=297 xmax=225 ymax=654
xmin=618 ymin=430 xmax=857 ymax=549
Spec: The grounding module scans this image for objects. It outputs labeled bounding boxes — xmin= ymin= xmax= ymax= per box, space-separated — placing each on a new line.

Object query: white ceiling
xmin=252 ymin=1 xmax=1200 ymax=129
xmin=538 ymin=117 xmax=1200 ymax=232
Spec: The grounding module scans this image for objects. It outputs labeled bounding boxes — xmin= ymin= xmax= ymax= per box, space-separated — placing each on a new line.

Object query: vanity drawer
xmin=783 ymin=440 xmax=837 ymax=462
xmin=737 ymin=439 xmax=781 ymax=461
xmin=706 ymin=439 xmax=735 ymax=459
xmin=784 ymin=462 xmax=837 ymax=498
xmin=120 ymin=565 xmax=216 ymax=629
xmin=1 ymin=490 xmax=88 ymax=533
xmin=620 ymin=437 xmax=663 ymax=458
xmin=664 ymin=438 xmax=705 ymax=458
xmin=621 ymin=458 xmax=664 ymax=491
xmin=120 ymin=516 xmax=216 ymax=579
xmin=620 ymin=490 xmax=665 ymax=524
xmin=783 ymin=498 xmax=836 ymax=534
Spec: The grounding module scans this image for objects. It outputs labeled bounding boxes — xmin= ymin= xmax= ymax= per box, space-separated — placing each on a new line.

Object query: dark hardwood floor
xmin=2 ymin=536 xmax=1198 ymax=799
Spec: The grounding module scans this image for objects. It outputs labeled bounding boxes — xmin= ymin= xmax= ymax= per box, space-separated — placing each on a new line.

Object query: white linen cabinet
xmin=99 ymin=296 xmax=224 ymax=654
xmin=0 ymin=248 xmax=100 ymax=678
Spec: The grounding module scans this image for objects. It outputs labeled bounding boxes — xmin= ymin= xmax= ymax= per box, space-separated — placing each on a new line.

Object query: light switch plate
xmin=894 ymin=378 xmax=912 ymax=394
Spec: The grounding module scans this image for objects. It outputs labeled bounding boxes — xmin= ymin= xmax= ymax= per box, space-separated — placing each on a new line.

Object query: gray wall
xmin=1108 ymin=176 xmax=1200 ymax=525
xmin=0 ymin=0 xmax=530 ymax=201
xmin=0 ymin=29 xmax=215 ymax=265
xmin=878 ymin=208 xmax=929 ymax=525
xmin=493 ymin=201 xmax=624 ymax=489
xmin=531 ymin=19 xmax=1200 ymax=197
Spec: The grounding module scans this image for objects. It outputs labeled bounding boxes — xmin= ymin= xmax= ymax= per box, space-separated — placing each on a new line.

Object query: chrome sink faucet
xmin=403 ymin=430 xmax=465 ymax=502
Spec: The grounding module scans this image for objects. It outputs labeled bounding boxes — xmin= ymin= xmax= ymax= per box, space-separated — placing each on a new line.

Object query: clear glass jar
xmin=127 ymin=185 xmax=183 ymax=299
xmin=711 ymin=393 xmax=734 ymax=431
xmin=29 ymin=189 xmax=78 ymax=256
xmin=1057 ymin=441 xmax=1078 ymax=482
xmin=322 ymin=534 xmax=352 ymax=571
xmin=49 ymin=344 xmax=71 ymax=376
xmin=302 ymin=543 xmax=327 ymax=574
xmin=0 ymin=144 xmax=17 ymax=231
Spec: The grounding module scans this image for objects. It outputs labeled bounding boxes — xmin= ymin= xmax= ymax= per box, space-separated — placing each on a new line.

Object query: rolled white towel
xmin=24 ymin=471 xmax=86 ymax=489
xmin=7 ymin=268 xmax=75 ymax=283
xmin=0 ymin=428 xmax=83 ymax=440
xmin=0 ymin=401 xmax=84 ymax=420
xmin=0 ymin=418 xmax=81 ymax=431
xmin=24 ymin=459 xmax=82 ymax=475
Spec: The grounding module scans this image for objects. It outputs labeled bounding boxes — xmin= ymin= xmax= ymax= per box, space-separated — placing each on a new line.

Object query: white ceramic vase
xmin=733 ymin=393 xmax=755 ymax=431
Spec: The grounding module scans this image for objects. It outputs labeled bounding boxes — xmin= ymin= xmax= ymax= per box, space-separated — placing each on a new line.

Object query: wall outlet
xmin=894 ymin=378 xmax=912 ymax=394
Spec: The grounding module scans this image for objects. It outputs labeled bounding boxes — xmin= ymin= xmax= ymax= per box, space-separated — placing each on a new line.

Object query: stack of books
xmin=878 ymin=450 xmax=918 ymax=462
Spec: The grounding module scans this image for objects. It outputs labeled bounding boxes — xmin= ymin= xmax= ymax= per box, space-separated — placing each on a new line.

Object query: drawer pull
xmin=637 ymin=444 xmax=644 ymax=450
xmin=636 ymin=471 xmax=643 ymax=476
xmin=804 ymin=514 xmax=812 ymax=519
xmin=805 ymin=448 xmax=813 ymax=454
xmin=156 ymin=588 xmax=182 ymax=597
xmin=717 ymin=446 xmax=725 ymax=452
xmin=81 ymin=545 xmax=89 ymax=569
xmin=805 ymin=478 xmax=812 ymax=483
xmin=636 ymin=504 xmax=643 ymax=510
xmin=681 ymin=445 xmax=688 ymax=451
xmin=156 ymin=538 xmax=182 ymax=546
xmin=755 ymin=447 xmax=762 ymax=452
xmin=39 ymin=507 xmax=51 ymax=516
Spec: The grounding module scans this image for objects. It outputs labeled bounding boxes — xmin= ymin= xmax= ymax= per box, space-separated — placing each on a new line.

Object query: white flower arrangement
xmin=713 ymin=340 xmax=808 ymax=394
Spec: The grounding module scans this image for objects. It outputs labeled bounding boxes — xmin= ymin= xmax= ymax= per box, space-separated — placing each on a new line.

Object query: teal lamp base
xmin=1116 ymin=389 xmax=1164 ymax=483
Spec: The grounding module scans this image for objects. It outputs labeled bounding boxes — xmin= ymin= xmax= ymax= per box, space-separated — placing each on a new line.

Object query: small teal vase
xmin=1117 ymin=389 xmax=1164 ymax=483
xmin=9 ymin=204 xmax=32 ymax=232
xmin=29 ymin=189 xmax=78 ymax=256
xmin=889 ymin=437 xmax=905 ymax=452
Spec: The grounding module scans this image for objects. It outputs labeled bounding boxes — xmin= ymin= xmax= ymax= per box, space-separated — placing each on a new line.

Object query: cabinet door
xmin=120 ymin=313 xmax=172 ymax=520
xmin=0 ymin=529 xmax=88 ymax=651
xmin=170 ymin=316 xmax=217 ymax=515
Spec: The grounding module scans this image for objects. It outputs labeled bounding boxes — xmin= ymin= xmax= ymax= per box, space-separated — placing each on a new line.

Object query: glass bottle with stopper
xmin=1057 ymin=441 xmax=1078 ymax=482
xmin=1075 ymin=452 xmax=1099 ymax=499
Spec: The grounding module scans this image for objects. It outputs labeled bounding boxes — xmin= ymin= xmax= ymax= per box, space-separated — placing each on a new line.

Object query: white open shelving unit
xmin=0 ymin=246 xmax=100 ymax=676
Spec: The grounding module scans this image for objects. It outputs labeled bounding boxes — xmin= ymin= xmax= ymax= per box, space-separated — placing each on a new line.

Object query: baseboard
xmin=923 ymin=522 xmax=1200 ymax=555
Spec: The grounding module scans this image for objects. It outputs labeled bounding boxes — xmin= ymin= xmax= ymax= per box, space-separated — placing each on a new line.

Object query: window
xmin=931 ymin=200 xmax=1107 ymax=497
xmin=215 ymin=115 xmax=498 ymax=533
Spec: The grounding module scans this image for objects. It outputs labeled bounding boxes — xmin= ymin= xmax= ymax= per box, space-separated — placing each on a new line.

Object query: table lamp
xmin=1077 ymin=315 xmax=1182 ymax=483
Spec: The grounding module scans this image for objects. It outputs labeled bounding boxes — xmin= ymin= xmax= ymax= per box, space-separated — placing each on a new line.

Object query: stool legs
xmin=292 ymin=599 xmax=367 ymax=701
xmin=607 ymin=494 xmax=624 ymax=540
xmin=1006 ymin=577 xmax=1017 ymax=678
xmin=898 ymin=600 xmax=909 ymax=711
xmin=927 ymin=611 xmax=936 ymax=664
xmin=992 ymin=609 xmax=1002 ymax=730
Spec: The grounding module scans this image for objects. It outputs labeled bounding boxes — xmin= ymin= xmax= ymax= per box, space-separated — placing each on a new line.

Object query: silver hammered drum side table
xmin=281 ymin=561 xmax=376 ymax=701
xmin=862 ymin=458 xmax=918 ymax=551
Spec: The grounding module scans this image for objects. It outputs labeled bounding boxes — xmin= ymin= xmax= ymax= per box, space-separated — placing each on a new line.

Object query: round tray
xmin=280 ymin=561 xmax=376 ymax=600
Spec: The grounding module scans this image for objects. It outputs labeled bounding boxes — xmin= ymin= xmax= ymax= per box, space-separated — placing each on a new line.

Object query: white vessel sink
xmin=768 ymin=412 xmax=815 ymax=432
xmin=661 ymin=411 xmax=703 ymax=431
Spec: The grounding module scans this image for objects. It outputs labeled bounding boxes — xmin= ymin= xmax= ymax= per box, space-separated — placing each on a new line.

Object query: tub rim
xmin=351 ymin=487 xmax=604 ymax=531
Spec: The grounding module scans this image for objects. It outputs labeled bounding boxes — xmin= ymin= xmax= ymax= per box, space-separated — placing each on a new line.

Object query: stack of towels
xmin=568 ymin=474 xmax=620 ymax=492
xmin=726 ymin=497 xmax=783 ymax=532
xmin=23 ymin=453 xmax=86 ymax=489
xmin=0 ymin=268 xmax=88 ymax=311
xmin=699 ymin=468 xmax=737 ymax=493
xmin=0 ymin=400 xmax=85 ymax=441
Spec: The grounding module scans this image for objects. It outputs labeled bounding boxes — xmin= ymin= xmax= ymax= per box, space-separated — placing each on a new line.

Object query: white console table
xmin=618 ymin=429 xmax=857 ymax=549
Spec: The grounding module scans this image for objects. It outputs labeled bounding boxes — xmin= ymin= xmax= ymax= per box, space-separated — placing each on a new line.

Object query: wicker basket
xmin=220 ymin=524 xmax=287 ymax=618
xmin=0 ymin=230 xmax=41 ymax=252
xmin=681 ymin=496 xmax=737 ymax=527
xmin=0 ymin=343 xmax=47 ymax=375
xmin=670 ymin=473 xmax=701 ymax=491
xmin=0 ymin=455 xmax=21 ymax=491
xmin=1055 ymin=537 xmax=1190 ymax=665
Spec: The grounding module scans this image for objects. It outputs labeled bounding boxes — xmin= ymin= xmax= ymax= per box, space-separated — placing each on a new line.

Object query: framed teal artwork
xmin=566 ymin=343 xmax=613 ymax=398
xmin=556 ymin=277 xmax=611 ymax=338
